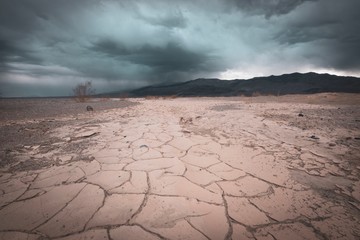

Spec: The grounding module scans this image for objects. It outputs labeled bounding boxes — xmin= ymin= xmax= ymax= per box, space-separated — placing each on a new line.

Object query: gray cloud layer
xmin=227 ymin=0 xmax=315 ymax=17
xmin=0 ymin=0 xmax=359 ymax=97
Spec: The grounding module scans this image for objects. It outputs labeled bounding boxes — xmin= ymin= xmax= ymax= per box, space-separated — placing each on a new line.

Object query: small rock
xmin=58 ymin=155 xmax=72 ymax=163
xmin=86 ymin=105 xmax=94 ymax=111
xmin=328 ymin=143 xmax=336 ymax=147
xmin=74 ymin=131 xmax=98 ymax=138
xmin=308 ymin=170 xmax=320 ymax=176
xmin=298 ymin=113 xmax=304 ymax=117
xmin=32 ymin=145 xmax=40 ymax=150
xmin=349 ymin=201 xmax=360 ymax=211
xmin=348 ymin=174 xmax=358 ymax=181
xmin=310 ymin=135 xmax=319 ymax=140
xmin=180 ymin=117 xmax=193 ymax=124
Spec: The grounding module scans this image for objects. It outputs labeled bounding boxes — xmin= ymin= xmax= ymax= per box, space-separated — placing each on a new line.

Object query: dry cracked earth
xmin=0 ymin=94 xmax=359 ymax=240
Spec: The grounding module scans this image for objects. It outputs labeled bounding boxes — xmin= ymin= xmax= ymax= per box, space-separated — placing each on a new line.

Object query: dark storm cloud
xmin=137 ymin=8 xmax=187 ymax=29
xmin=92 ymin=39 xmax=214 ymax=73
xmin=0 ymin=0 xmax=359 ymax=97
xmin=227 ymin=0 xmax=315 ymax=18
xmin=0 ymin=0 xmax=94 ymax=66
xmin=272 ymin=0 xmax=360 ymax=70
xmin=0 ymin=39 xmax=42 ymax=67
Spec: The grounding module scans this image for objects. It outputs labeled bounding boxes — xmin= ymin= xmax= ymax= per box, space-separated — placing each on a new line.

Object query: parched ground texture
xmin=0 ymin=93 xmax=359 ymax=240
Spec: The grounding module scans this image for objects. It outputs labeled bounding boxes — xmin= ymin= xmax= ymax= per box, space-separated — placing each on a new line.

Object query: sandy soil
xmin=0 ymin=93 xmax=359 ymax=239
xmin=0 ymin=98 xmax=137 ymax=122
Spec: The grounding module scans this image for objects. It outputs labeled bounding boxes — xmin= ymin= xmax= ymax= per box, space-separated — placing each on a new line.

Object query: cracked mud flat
xmin=0 ymin=93 xmax=359 ymax=240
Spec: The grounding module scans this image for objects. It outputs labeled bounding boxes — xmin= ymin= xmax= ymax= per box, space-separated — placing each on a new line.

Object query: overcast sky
xmin=0 ymin=0 xmax=359 ymax=97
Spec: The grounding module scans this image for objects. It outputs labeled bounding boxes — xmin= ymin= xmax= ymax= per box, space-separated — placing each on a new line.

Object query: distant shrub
xmin=73 ymin=81 xmax=95 ymax=102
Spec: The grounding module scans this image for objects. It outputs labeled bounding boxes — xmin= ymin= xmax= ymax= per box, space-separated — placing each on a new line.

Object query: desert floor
xmin=0 ymin=93 xmax=359 ymax=240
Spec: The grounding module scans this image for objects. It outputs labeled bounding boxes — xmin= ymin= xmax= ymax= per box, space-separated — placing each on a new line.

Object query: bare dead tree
xmin=73 ymin=81 xmax=95 ymax=102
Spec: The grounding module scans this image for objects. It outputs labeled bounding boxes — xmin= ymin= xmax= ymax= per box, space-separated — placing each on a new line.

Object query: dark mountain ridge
xmin=123 ymin=72 xmax=360 ymax=97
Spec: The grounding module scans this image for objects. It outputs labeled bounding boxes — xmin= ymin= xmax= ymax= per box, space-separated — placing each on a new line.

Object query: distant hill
xmin=109 ymin=72 xmax=360 ymax=97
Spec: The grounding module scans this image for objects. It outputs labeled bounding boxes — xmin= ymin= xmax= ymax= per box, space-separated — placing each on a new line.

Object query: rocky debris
xmin=9 ymin=157 xmax=61 ymax=172
xmin=73 ymin=131 xmax=98 ymax=139
xmin=310 ymin=135 xmax=319 ymax=140
xmin=179 ymin=117 xmax=193 ymax=125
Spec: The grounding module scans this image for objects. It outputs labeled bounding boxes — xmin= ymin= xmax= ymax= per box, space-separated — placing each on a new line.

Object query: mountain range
xmin=107 ymin=72 xmax=360 ymax=97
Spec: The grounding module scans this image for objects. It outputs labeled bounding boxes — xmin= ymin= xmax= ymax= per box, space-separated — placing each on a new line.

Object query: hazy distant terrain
xmin=127 ymin=72 xmax=360 ymax=97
